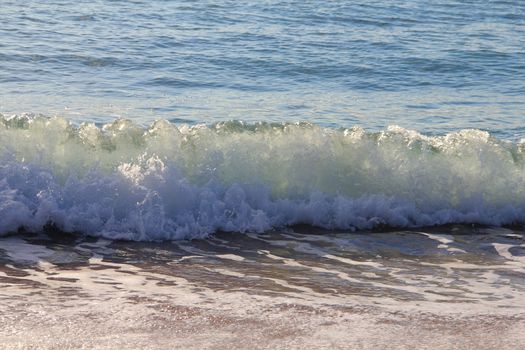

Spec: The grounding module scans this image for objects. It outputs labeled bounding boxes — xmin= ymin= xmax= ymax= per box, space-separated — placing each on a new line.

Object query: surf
xmin=1 ymin=114 xmax=524 ymax=240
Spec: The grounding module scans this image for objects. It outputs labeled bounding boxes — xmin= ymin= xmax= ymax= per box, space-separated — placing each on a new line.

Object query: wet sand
xmin=1 ymin=226 xmax=524 ymax=349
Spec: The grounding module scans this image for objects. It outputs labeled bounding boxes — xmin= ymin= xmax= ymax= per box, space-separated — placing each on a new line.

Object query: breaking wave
xmin=1 ymin=115 xmax=525 ymax=240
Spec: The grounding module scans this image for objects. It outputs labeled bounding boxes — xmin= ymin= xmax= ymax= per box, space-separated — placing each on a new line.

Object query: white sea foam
xmin=1 ymin=115 xmax=524 ymax=240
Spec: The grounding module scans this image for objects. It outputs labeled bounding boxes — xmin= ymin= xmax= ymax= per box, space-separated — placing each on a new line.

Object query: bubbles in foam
xmin=1 ymin=114 xmax=525 ymax=240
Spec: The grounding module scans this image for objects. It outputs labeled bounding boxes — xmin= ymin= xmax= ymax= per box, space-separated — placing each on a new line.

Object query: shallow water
xmin=1 ymin=1 xmax=524 ymax=347
xmin=0 ymin=226 xmax=524 ymax=348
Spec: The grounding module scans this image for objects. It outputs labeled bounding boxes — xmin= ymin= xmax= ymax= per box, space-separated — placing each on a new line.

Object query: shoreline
xmin=1 ymin=226 xmax=524 ymax=349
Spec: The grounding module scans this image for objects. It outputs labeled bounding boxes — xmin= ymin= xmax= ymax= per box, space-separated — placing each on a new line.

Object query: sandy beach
xmin=2 ymin=1 xmax=525 ymax=349
xmin=1 ymin=226 xmax=523 ymax=349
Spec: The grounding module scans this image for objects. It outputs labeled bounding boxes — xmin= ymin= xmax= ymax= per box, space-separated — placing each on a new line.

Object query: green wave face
xmin=1 ymin=115 xmax=524 ymax=240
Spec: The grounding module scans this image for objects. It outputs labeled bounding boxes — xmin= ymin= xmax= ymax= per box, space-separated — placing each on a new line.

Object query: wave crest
xmin=1 ymin=115 xmax=524 ymax=240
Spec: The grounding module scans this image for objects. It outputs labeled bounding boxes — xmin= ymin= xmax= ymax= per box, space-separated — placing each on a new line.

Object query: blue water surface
xmin=1 ymin=0 xmax=524 ymax=138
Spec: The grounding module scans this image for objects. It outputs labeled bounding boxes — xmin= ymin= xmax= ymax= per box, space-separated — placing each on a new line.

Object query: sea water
xmin=1 ymin=1 xmax=524 ymax=137
xmin=1 ymin=2 xmax=525 ymax=348
xmin=1 ymin=0 xmax=525 ymax=239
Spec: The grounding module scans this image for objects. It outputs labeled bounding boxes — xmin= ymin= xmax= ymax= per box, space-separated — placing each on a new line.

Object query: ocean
xmin=0 ymin=1 xmax=524 ymax=349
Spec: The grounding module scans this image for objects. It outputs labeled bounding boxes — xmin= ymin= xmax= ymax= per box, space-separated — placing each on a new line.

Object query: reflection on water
xmin=0 ymin=226 xmax=524 ymax=348
xmin=1 ymin=226 xmax=524 ymax=308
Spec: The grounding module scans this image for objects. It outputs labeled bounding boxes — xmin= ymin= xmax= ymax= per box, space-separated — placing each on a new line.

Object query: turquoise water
xmin=1 ymin=0 xmax=524 ymax=138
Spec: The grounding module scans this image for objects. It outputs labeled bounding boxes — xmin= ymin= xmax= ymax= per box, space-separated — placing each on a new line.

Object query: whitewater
xmin=1 ymin=114 xmax=524 ymax=240
xmin=1 ymin=1 xmax=525 ymax=349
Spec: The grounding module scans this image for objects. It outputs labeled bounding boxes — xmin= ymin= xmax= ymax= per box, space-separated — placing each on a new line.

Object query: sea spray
xmin=1 ymin=115 xmax=524 ymax=240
